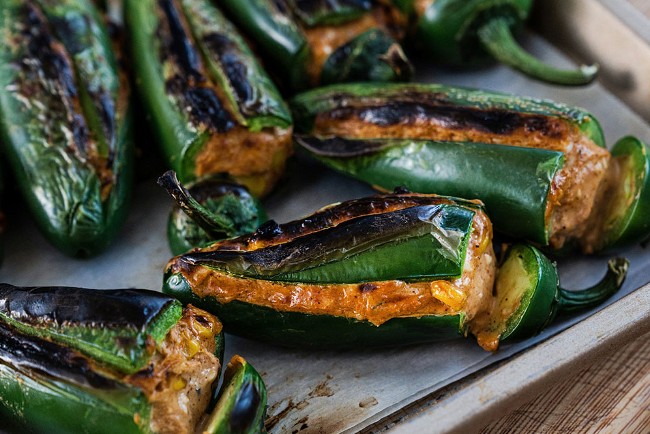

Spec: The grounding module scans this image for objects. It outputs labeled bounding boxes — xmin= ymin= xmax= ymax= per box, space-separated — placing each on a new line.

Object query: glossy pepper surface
xmin=395 ymin=0 xmax=597 ymax=85
xmin=291 ymin=83 xmax=650 ymax=253
xmin=158 ymin=171 xmax=267 ymax=256
xmin=0 ymin=283 xmax=268 ymax=434
xmin=218 ymin=0 xmax=412 ymax=90
xmin=125 ymin=0 xmax=293 ymax=197
xmin=163 ymin=192 xmax=628 ymax=351
xmin=0 ymin=0 xmax=134 ymax=257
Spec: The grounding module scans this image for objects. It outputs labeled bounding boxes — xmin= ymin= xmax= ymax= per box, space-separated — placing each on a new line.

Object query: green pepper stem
xmin=557 ymin=257 xmax=629 ymax=313
xmin=157 ymin=170 xmax=234 ymax=238
xmin=477 ymin=17 xmax=598 ymax=86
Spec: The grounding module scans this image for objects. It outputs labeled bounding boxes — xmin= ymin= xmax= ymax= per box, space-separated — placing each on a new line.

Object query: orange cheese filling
xmin=193 ymin=125 xmax=293 ymax=197
xmin=125 ymin=305 xmax=222 ymax=434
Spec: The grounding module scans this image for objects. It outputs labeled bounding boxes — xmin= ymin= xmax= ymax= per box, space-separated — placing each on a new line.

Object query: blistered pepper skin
xmin=0 ymin=0 xmax=134 ymax=257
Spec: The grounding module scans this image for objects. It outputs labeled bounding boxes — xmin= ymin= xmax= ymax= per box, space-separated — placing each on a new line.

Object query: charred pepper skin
xmin=0 ymin=283 xmax=268 ymax=434
xmin=125 ymin=0 xmax=293 ymax=197
xmin=218 ymin=0 xmax=412 ymax=90
xmin=0 ymin=0 xmax=134 ymax=257
xmin=396 ymin=0 xmax=598 ymax=85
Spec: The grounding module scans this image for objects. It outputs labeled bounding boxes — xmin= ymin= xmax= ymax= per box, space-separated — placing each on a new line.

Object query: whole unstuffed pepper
xmin=163 ymin=191 xmax=627 ymax=351
xmin=291 ymin=83 xmax=650 ymax=253
xmin=217 ymin=0 xmax=413 ymax=90
xmin=0 ymin=0 xmax=134 ymax=257
xmin=394 ymin=0 xmax=597 ymax=85
xmin=0 ymin=283 xmax=268 ymax=434
xmin=126 ymin=0 xmax=293 ymax=197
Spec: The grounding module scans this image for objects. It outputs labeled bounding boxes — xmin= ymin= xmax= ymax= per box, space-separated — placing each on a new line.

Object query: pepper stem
xmin=157 ymin=170 xmax=235 ymax=238
xmin=557 ymin=257 xmax=629 ymax=313
xmin=477 ymin=17 xmax=598 ymax=86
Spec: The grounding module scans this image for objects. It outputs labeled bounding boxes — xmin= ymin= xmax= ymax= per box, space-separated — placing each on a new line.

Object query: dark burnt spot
xmin=201 ymin=33 xmax=258 ymax=115
xmin=194 ymin=315 xmax=211 ymax=326
xmin=229 ymin=381 xmax=262 ymax=432
xmin=257 ymin=220 xmax=283 ymax=239
xmin=359 ymin=283 xmax=378 ymax=293
xmin=166 ymin=76 xmax=235 ymax=133
xmin=321 ymin=91 xmax=563 ymax=137
xmin=23 ymin=5 xmax=77 ymax=98
xmin=159 ymin=0 xmax=203 ymax=82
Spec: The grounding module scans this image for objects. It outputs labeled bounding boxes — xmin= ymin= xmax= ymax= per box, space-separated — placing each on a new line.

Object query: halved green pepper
xmin=158 ymin=170 xmax=267 ymax=255
xmin=163 ymin=192 xmax=627 ymax=351
xmin=0 ymin=0 xmax=134 ymax=257
xmin=0 ymin=283 xmax=268 ymax=434
xmin=291 ymin=82 xmax=650 ymax=252
xmin=125 ymin=0 xmax=293 ymax=197
xmin=217 ymin=0 xmax=412 ymax=90
xmin=395 ymin=0 xmax=598 ymax=85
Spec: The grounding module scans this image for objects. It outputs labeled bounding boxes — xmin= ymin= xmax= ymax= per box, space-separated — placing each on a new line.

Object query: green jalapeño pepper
xmin=125 ymin=0 xmax=293 ymax=197
xmin=291 ymin=83 xmax=650 ymax=253
xmin=163 ymin=192 xmax=627 ymax=351
xmin=395 ymin=0 xmax=598 ymax=85
xmin=0 ymin=283 xmax=268 ymax=434
xmin=0 ymin=0 xmax=134 ymax=257
xmin=217 ymin=0 xmax=413 ymax=90
xmin=158 ymin=170 xmax=267 ymax=255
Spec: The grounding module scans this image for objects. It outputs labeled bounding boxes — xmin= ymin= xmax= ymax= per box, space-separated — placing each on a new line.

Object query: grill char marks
xmin=197 ymin=193 xmax=478 ymax=250
xmin=201 ymin=33 xmax=257 ymax=115
xmin=160 ymin=0 xmax=203 ymax=81
xmin=324 ymin=102 xmax=563 ymax=137
xmin=158 ymin=0 xmax=235 ymax=133
xmin=19 ymin=3 xmax=92 ymax=158
xmin=182 ymin=205 xmax=444 ymax=274
xmin=0 ymin=323 xmax=121 ymax=390
xmin=46 ymin=11 xmax=117 ymax=162
xmin=0 ymin=284 xmax=176 ymax=333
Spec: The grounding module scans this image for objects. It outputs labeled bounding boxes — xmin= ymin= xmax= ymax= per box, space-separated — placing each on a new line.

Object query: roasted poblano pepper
xmin=0 ymin=283 xmax=268 ymax=434
xmin=0 ymin=0 xmax=134 ymax=257
xmin=163 ymin=191 xmax=628 ymax=350
xmin=217 ymin=0 xmax=412 ymax=90
xmin=291 ymin=83 xmax=650 ymax=253
xmin=158 ymin=170 xmax=267 ymax=255
xmin=125 ymin=0 xmax=293 ymax=197
xmin=394 ymin=0 xmax=597 ymax=85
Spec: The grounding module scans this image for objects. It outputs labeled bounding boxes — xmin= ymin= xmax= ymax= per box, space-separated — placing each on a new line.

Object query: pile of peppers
xmin=0 ymin=0 xmax=646 ymax=432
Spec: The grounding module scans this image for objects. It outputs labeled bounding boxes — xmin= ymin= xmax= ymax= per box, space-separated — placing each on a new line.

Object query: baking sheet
xmin=2 ymin=32 xmax=649 ymax=434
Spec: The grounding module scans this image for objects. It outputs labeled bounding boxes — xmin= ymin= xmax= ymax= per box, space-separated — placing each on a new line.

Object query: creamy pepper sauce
xmin=313 ymin=113 xmax=612 ymax=251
